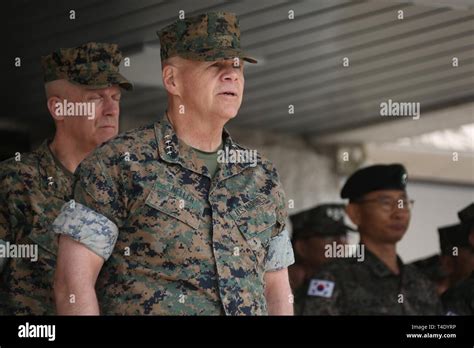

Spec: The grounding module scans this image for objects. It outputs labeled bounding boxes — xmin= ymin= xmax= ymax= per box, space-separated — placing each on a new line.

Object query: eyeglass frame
xmin=353 ymin=197 xmax=415 ymax=212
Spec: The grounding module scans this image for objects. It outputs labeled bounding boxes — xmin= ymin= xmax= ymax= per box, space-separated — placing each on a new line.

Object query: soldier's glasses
xmin=356 ymin=197 xmax=415 ymax=212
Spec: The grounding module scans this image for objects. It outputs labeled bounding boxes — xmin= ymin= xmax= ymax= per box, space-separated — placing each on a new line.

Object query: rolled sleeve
xmin=52 ymin=200 xmax=118 ymax=261
xmin=264 ymin=229 xmax=295 ymax=272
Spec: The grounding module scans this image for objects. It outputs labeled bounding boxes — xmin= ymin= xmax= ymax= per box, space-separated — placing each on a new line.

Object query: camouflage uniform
xmin=297 ymin=164 xmax=443 ymax=315
xmin=410 ymin=254 xmax=444 ymax=284
xmin=289 ymin=204 xmax=354 ymax=312
xmin=298 ymin=248 xmax=443 ymax=315
xmin=0 ymin=42 xmax=131 ymax=315
xmin=53 ymin=116 xmax=294 ymax=315
xmin=0 ymin=142 xmax=74 ymax=315
xmin=442 ymin=271 xmax=474 ymax=315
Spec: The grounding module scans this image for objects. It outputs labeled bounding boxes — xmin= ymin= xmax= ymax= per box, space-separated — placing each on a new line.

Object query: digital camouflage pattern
xmin=41 ymin=42 xmax=133 ymax=90
xmin=53 ymin=201 xmax=118 ymax=260
xmin=296 ymin=248 xmax=443 ymax=315
xmin=158 ymin=12 xmax=257 ymax=64
xmin=53 ymin=116 xmax=294 ymax=315
xmin=0 ymin=141 xmax=74 ymax=315
xmin=442 ymin=272 xmax=474 ymax=315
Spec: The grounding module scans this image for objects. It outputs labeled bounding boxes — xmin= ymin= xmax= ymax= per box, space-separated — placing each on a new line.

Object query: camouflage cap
xmin=291 ymin=204 xmax=355 ymax=241
xmin=41 ymin=42 xmax=133 ymax=90
xmin=157 ymin=12 xmax=257 ymax=64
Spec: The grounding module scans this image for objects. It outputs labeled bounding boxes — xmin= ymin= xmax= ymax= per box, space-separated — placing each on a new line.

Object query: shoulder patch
xmin=307 ymin=279 xmax=335 ymax=298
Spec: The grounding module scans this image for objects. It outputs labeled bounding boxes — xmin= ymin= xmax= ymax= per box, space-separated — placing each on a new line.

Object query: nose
xmin=102 ymin=95 xmax=120 ymax=118
xmin=221 ymin=64 xmax=240 ymax=83
xmin=392 ymin=206 xmax=410 ymax=220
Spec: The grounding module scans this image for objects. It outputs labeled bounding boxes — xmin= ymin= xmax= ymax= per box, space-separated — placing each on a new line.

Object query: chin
xmin=95 ymin=133 xmax=116 ymax=146
xmin=386 ymin=230 xmax=406 ymax=243
xmin=100 ymin=127 xmax=118 ymax=138
xmin=216 ymin=109 xmax=239 ymax=120
xmin=227 ymin=111 xmax=239 ymax=119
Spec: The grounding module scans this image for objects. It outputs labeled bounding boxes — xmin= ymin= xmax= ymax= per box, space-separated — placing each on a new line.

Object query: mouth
xmin=218 ymin=91 xmax=238 ymax=97
xmin=388 ymin=224 xmax=406 ymax=232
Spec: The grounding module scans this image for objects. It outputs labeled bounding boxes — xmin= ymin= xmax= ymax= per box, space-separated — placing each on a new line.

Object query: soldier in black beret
xmin=410 ymin=222 xmax=471 ymax=296
xmin=411 ymin=203 xmax=474 ymax=306
xmin=441 ymin=203 xmax=474 ymax=315
xmin=438 ymin=223 xmax=474 ymax=285
xmin=288 ymin=204 xmax=354 ymax=313
xmin=298 ymin=163 xmax=443 ymax=315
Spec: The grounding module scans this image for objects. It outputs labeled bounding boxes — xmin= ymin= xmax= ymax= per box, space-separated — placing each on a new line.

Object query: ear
xmin=47 ymin=96 xmax=65 ymax=122
xmin=293 ymin=239 xmax=307 ymax=259
xmin=346 ymin=203 xmax=361 ymax=227
xmin=162 ymin=64 xmax=180 ymax=96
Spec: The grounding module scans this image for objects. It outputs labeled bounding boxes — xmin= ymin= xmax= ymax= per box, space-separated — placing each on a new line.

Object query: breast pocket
xmin=129 ymin=185 xmax=204 ymax=268
xmin=230 ymin=196 xmax=277 ymax=263
xmin=28 ymin=214 xmax=58 ymax=257
xmin=145 ymin=187 xmax=202 ymax=230
xmin=20 ymin=214 xmax=58 ymax=281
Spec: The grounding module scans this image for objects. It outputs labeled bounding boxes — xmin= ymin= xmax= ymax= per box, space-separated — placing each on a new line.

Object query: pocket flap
xmin=28 ymin=215 xmax=58 ymax=256
xmin=231 ymin=195 xmax=277 ymax=240
xmin=145 ymin=187 xmax=203 ymax=230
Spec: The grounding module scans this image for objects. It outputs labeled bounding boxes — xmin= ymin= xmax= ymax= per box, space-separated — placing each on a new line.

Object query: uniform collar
xmin=364 ymin=247 xmax=405 ymax=278
xmin=154 ymin=114 xmax=257 ymax=179
xmin=36 ymin=140 xmax=74 ymax=197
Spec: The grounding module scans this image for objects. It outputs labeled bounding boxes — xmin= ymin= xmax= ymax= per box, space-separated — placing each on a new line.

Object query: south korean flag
xmin=307 ymin=279 xmax=335 ymax=298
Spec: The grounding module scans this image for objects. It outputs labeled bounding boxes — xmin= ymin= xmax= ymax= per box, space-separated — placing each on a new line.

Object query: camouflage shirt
xmin=53 ymin=116 xmax=294 ymax=315
xmin=0 ymin=141 xmax=74 ymax=315
xmin=442 ymin=272 xmax=474 ymax=315
xmin=297 ymin=248 xmax=443 ymax=315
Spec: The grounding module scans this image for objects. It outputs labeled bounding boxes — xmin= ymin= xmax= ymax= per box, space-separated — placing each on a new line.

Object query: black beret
xmin=290 ymin=204 xmax=355 ymax=241
xmin=340 ymin=164 xmax=408 ymax=200
xmin=438 ymin=223 xmax=471 ymax=255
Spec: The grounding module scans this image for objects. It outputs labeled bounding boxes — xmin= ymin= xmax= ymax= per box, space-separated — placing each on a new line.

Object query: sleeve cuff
xmin=264 ymin=229 xmax=295 ymax=271
xmin=52 ymin=201 xmax=118 ymax=261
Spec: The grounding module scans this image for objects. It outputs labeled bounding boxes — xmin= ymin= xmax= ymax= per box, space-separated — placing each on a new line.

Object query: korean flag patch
xmin=307 ymin=279 xmax=335 ymax=298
